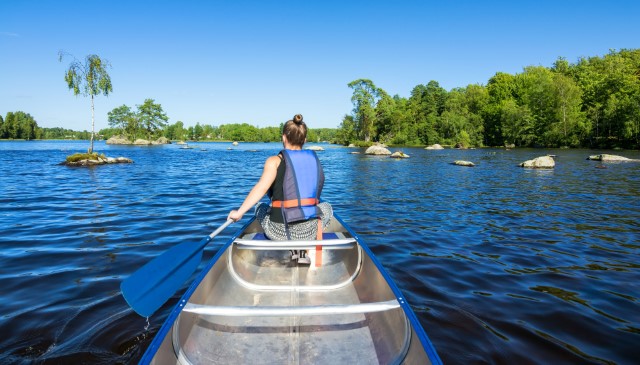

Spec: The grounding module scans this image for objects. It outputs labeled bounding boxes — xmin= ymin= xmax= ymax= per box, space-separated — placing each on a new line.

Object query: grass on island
xmin=66 ymin=152 xmax=107 ymax=163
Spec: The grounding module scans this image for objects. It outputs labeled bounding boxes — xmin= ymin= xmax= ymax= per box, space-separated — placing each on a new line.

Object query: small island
xmin=62 ymin=152 xmax=133 ymax=167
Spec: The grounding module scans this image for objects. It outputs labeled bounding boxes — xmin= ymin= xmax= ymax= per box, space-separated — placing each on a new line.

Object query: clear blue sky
xmin=1 ymin=0 xmax=639 ymax=131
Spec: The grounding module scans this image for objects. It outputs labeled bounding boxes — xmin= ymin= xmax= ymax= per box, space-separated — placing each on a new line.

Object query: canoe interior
xmin=147 ymin=218 xmax=434 ymax=365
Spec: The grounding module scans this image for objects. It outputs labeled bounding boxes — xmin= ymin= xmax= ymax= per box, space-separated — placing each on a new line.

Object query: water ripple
xmin=0 ymin=142 xmax=639 ymax=364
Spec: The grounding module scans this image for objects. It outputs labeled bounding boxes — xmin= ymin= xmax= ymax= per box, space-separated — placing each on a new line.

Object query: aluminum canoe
xmin=141 ymin=214 xmax=442 ymax=365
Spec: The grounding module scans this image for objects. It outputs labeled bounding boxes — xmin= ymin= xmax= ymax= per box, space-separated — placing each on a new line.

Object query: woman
xmin=227 ymin=114 xmax=332 ymax=263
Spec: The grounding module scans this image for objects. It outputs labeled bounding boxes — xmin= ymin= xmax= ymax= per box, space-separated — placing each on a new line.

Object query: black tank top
xmin=269 ymin=155 xmax=286 ymax=223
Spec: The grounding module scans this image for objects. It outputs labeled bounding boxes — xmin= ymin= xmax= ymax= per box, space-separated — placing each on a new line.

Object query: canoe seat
xmin=251 ymin=232 xmax=341 ymax=240
xmin=182 ymin=299 xmax=400 ymax=317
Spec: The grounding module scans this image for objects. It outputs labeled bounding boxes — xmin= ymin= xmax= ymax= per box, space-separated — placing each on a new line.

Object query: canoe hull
xmin=142 ymin=215 xmax=441 ymax=364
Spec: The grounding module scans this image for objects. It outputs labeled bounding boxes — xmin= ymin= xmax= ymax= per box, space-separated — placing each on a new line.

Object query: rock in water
xmin=452 ymin=160 xmax=475 ymax=167
xmin=425 ymin=144 xmax=444 ymax=150
xmin=390 ymin=151 xmax=410 ymax=158
xmin=587 ymin=154 xmax=632 ymax=161
xmin=519 ymin=156 xmax=555 ymax=168
xmin=364 ymin=145 xmax=391 ymax=155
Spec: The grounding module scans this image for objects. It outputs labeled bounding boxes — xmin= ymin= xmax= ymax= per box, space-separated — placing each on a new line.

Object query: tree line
xmin=5 ymin=49 xmax=637 ymax=148
xmin=1 ymin=108 xmax=336 ymax=143
xmin=337 ymin=48 xmax=640 ymax=149
xmin=0 ymin=111 xmax=93 ymax=140
xmin=100 ymin=118 xmax=337 ymax=143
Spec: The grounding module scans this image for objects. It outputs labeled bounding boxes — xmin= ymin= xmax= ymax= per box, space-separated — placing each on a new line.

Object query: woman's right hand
xmin=228 ymin=210 xmax=243 ymax=222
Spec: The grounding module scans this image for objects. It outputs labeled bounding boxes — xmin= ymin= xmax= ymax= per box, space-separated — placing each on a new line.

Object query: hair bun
xmin=293 ymin=114 xmax=303 ymax=124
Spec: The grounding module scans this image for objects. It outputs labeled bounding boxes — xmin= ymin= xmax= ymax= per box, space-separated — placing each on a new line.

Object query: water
xmin=0 ymin=141 xmax=638 ymax=364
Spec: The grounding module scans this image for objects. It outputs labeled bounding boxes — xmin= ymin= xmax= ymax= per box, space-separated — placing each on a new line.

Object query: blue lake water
xmin=0 ymin=140 xmax=639 ymax=364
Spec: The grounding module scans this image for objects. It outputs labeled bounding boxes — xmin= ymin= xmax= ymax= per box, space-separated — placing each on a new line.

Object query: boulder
xmin=348 ymin=144 xmax=356 ymax=148
xmin=364 ymin=145 xmax=391 ymax=155
xmin=425 ymin=144 xmax=444 ymax=150
xmin=505 ymin=143 xmax=515 ymax=149
xmin=154 ymin=137 xmax=171 ymax=144
xmin=587 ymin=154 xmax=632 ymax=161
xmin=452 ymin=160 xmax=475 ymax=167
xmin=390 ymin=151 xmax=410 ymax=159
xmin=232 ymin=141 xmax=239 ymax=146
xmin=306 ymin=145 xmax=325 ymax=151
xmin=106 ymin=135 xmax=130 ymax=145
xmin=520 ymin=156 xmax=555 ymax=168
xmin=134 ymin=139 xmax=151 ymax=145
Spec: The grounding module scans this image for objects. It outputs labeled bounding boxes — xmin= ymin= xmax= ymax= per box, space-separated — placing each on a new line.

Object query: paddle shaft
xmin=209 ymin=219 xmax=233 ymax=239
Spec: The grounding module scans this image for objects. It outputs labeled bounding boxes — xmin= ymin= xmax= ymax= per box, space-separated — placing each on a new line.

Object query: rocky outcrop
xmin=306 ymin=145 xmax=325 ymax=151
xmin=425 ymin=144 xmax=444 ymax=150
xmin=520 ymin=156 xmax=555 ymax=168
xmin=106 ymin=135 xmax=129 ymax=145
xmin=106 ymin=135 xmax=171 ymax=145
xmin=587 ymin=154 xmax=633 ymax=162
xmin=62 ymin=154 xmax=133 ymax=167
xmin=154 ymin=137 xmax=170 ymax=144
xmin=452 ymin=160 xmax=475 ymax=167
xmin=365 ymin=145 xmax=391 ymax=155
xmin=390 ymin=151 xmax=410 ymax=158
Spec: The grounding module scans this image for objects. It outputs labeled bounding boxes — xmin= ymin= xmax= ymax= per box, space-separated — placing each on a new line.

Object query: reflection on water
xmin=0 ymin=141 xmax=639 ymax=364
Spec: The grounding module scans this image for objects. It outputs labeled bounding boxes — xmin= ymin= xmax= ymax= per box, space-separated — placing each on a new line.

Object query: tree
xmin=2 ymin=112 xmax=18 ymax=139
xmin=348 ymin=79 xmax=382 ymax=142
xmin=59 ymin=52 xmax=113 ymax=153
xmin=137 ymin=99 xmax=168 ymax=140
xmin=108 ymin=105 xmax=135 ymax=138
xmin=335 ymin=115 xmax=357 ymax=145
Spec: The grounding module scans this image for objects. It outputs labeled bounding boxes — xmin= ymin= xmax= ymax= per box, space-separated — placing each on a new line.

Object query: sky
xmin=1 ymin=0 xmax=639 ymax=131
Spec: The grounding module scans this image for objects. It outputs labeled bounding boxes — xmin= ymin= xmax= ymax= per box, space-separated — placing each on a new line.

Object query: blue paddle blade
xmin=121 ymin=236 xmax=211 ymax=317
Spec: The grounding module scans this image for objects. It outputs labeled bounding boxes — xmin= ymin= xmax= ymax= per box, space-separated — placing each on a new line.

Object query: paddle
xmin=121 ymin=219 xmax=233 ymax=317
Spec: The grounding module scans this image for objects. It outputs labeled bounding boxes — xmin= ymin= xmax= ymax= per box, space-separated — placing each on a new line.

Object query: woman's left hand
xmin=228 ymin=210 xmax=243 ymax=222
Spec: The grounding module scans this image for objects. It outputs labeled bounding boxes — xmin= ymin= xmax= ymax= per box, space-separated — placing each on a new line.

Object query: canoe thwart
xmin=234 ymin=238 xmax=357 ymax=250
xmin=182 ymin=299 xmax=400 ymax=317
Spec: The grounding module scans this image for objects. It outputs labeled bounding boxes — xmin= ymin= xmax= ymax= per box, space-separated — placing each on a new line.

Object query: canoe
xmin=140 ymin=214 xmax=442 ymax=364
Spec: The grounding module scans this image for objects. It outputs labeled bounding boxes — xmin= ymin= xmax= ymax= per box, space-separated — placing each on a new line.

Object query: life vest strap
xmin=271 ymin=198 xmax=319 ymax=208
xmin=316 ymin=218 xmax=323 ymax=267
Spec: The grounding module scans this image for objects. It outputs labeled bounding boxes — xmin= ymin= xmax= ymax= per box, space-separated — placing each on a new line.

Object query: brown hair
xmin=282 ymin=114 xmax=307 ymax=146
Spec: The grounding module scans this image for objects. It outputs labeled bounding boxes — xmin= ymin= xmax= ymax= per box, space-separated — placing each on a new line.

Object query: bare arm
xmin=227 ymin=155 xmax=280 ymax=222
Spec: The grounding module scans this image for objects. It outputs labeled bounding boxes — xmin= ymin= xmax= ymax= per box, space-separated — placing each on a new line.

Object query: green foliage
xmin=104 ymin=99 xmax=168 ymax=141
xmin=59 ymin=52 xmax=113 ymax=153
xmin=65 ymin=152 xmax=106 ymax=162
xmin=338 ymin=48 xmax=640 ymax=149
xmin=0 ymin=111 xmax=39 ymax=140
xmin=138 ymin=99 xmax=168 ymax=140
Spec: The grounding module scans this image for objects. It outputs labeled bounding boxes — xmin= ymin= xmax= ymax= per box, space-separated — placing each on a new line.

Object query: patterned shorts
xmin=255 ymin=202 xmax=333 ymax=241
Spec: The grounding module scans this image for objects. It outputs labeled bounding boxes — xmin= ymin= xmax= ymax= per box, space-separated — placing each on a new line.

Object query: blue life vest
xmin=271 ymin=149 xmax=324 ymax=224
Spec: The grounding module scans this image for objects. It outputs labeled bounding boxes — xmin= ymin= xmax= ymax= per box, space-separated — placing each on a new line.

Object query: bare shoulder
xmin=264 ymin=155 xmax=281 ymax=170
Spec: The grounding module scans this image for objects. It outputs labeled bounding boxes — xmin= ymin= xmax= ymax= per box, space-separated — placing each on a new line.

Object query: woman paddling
xmin=227 ymin=114 xmax=332 ymax=264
